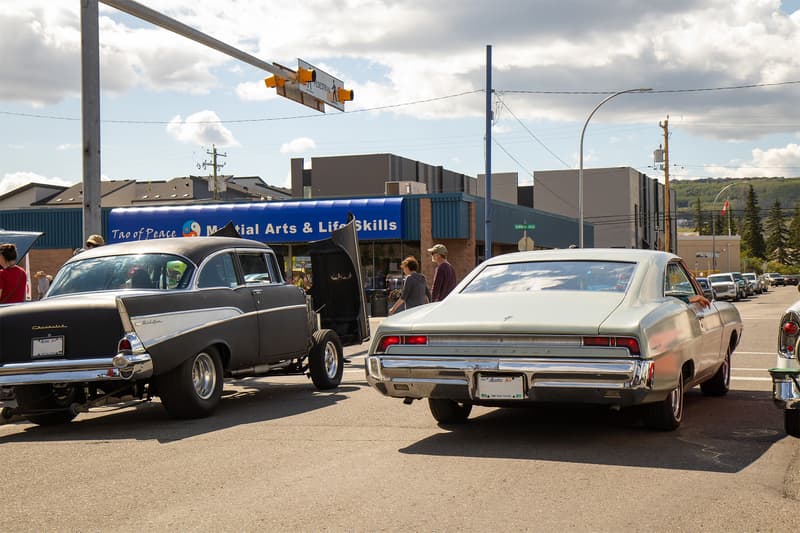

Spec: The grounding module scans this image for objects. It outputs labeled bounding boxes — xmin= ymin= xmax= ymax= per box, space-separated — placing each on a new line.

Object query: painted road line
xmin=731 ymin=376 xmax=772 ymax=381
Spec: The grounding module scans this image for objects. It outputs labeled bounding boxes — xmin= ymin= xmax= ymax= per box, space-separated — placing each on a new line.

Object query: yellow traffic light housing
xmin=264 ymin=75 xmax=285 ymax=88
xmin=336 ymin=87 xmax=354 ymax=102
xmin=297 ymin=67 xmax=316 ymax=84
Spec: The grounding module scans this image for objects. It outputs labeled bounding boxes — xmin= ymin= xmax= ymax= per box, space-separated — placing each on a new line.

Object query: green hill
xmin=671 ymin=177 xmax=800 ymax=221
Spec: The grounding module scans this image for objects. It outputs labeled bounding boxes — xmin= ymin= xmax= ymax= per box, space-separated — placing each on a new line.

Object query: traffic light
xmin=264 ymin=75 xmax=285 ymax=88
xmin=336 ymin=87 xmax=354 ymax=102
xmin=297 ymin=67 xmax=316 ymax=84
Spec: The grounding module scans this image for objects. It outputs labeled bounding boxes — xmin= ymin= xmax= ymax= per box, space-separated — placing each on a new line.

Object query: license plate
xmin=32 ymin=336 xmax=64 ymax=359
xmin=477 ymin=374 xmax=525 ymax=400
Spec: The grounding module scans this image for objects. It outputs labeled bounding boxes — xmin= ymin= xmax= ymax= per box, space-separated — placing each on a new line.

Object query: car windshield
xmin=462 ymin=260 xmax=637 ymax=294
xmin=698 ymin=279 xmax=710 ymax=288
xmin=708 ymin=274 xmax=731 ymax=283
xmin=48 ymin=253 xmax=195 ymax=296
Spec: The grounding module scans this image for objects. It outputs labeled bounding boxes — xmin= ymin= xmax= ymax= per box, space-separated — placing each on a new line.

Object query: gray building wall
xmin=475 ymin=172 xmax=519 ymax=204
xmin=534 ymin=167 xmax=674 ymax=250
xmin=291 ymin=153 xmax=476 ymax=199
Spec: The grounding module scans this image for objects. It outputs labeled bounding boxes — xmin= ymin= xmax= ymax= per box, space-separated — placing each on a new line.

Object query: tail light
xmin=583 ymin=336 xmax=640 ymax=355
xmin=780 ymin=313 xmax=800 ymax=358
xmin=117 ymin=337 xmax=132 ymax=353
xmin=376 ymin=335 xmax=428 ymax=353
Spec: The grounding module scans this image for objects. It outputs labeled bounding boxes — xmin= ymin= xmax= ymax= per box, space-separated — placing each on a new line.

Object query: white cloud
xmin=280 ymin=137 xmax=316 ymax=154
xmin=0 ymin=171 xmax=72 ymax=196
xmin=166 ymin=110 xmax=239 ymax=147
xmin=56 ymin=143 xmax=79 ymax=151
xmin=235 ymin=80 xmax=277 ymax=102
xmin=7 ymin=144 xmax=24 ymax=150
xmin=705 ymin=142 xmax=800 ymax=178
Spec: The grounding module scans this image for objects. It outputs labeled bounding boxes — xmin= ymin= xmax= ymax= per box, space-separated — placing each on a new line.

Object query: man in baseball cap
xmin=427 ymin=243 xmax=456 ymax=301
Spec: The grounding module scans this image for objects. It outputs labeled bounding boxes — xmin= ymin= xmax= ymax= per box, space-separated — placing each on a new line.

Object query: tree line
xmin=692 ymin=184 xmax=800 ymax=272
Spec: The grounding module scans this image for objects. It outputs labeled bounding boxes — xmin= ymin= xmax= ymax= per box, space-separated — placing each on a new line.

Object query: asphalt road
xmin=2 ymin=287 xmax=800 ymax=531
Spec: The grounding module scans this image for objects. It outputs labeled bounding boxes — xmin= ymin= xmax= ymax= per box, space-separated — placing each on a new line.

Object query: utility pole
xmin=659 ymin=116 xmax=670 ymax=252
xmin=201 ymin=144 xmax=227 ymax=200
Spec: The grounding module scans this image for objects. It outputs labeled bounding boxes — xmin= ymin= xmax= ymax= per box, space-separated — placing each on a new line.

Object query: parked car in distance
xmin=731 ymin=271 xmax=751 ymax=298
xmin=707 ymin=273 xmax=738 ymax=301
xmin=366 ymin=249 xmax=742 ymax=431
xmin=0 ymin=223 xmax=369 ymax=426
xmin=769 ymin=284 xmax=800 ymax=437
xmin=766 ymin=272 xmax=786 ymax=286
xmin=743 ymin=272 xmax=764 ymax=295
xmin=696 ymin=277 xmax=715 ymax=300
xmin=784 ymin=274 xmax=800 ymax=286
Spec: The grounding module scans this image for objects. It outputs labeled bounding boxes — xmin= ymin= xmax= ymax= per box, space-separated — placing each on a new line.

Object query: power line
xmin=494 ymin=93 xmax=571 ymax=168
xmin=502 ymin=79 xmax=800 ymax=95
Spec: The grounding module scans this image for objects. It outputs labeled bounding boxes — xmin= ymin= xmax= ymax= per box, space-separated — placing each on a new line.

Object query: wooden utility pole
xmin=659 ymin=116 xmax=670 ymax=252
xmin=201 ymin=144 xmax=227 ymax=200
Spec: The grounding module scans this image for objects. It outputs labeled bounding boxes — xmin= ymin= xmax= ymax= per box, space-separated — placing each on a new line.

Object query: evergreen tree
xmin=789 ymin=204 xmax=800 ymax=250
xmin=764 ymin=199 xmax=788 ymax=264
xmin=741 ymin=185 xmax=766 ymax=258
xmin=693 ymin=198 xmax=705 ymax=234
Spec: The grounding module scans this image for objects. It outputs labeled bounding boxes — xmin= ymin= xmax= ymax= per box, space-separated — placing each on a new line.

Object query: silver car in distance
xmin=366 ymin=249 xmax=743 ymax=431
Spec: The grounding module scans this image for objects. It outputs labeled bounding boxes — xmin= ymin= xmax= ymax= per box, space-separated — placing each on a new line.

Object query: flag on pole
xmin=721 ymin=200 xmax=729 ymax=215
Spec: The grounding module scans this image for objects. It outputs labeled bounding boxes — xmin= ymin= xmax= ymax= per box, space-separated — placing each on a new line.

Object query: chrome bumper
xmin=0 ymin=353 xmax=153 ymax=387
xmin=769 ymin=368 xmax=800 ymax=409
xmin=366 ymin=355 xmax=655 ymax=405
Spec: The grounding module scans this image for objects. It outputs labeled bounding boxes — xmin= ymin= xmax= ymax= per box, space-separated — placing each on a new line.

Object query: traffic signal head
xmin=336 ymin=87 xmax=354 ymax=102
xmin=264 ymin=75 xmax=285 ymax=88
xmin=297 ymin=67 xmax=316 ymax=84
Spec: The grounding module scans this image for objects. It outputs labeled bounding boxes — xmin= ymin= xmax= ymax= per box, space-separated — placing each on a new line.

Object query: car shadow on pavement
xmin=0 ymin=382 xmax=361 ymax=444
xmin=400 ymin=389 xmax=786 ymax=473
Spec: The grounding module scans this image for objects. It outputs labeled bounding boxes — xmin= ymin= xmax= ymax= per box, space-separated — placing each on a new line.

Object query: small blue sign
xmin=108 ymin=198 xmax=403 ymax=243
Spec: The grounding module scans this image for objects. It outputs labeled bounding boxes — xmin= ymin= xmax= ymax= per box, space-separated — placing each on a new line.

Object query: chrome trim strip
xmin=0 ymin=353 xmax=153 ymax=386
xmin=769 ymin=370 xmax=800 ymax=409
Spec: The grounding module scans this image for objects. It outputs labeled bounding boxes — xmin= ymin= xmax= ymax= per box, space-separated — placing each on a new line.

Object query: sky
xmin=2 ymin=0 xmax=800 ymax=198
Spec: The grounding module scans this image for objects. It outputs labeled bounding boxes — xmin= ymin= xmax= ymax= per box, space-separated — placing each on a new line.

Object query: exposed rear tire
xmin=700 ymin=347 xmax=731 ymax=396
xmin=158 ymin=347 xmax=223 ymax=419
xmin=785 ymin=410 xmax=800 ymax=438
xmin=643 ymin=372 xmax=684 ymax=431
xmin=15 ymin=384 xmax=83 ymax=426
xmin=309 ymin=330 xmax=344 ymax=390
xmin=428 ymin=398 xmax=472 ymax=424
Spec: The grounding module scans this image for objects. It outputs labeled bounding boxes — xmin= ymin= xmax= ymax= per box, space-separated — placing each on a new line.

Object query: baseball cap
xmin=427 ymin=243 xmax=448 ymax=256
xmin=86 ymin=234 xmax=105 ymax=247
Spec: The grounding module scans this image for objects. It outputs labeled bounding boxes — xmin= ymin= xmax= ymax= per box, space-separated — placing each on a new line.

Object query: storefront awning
xmin=108 ymin=197 xmax=403 ymax=243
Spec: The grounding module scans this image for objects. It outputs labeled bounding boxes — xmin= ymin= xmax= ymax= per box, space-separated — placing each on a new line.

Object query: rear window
xmin=462 ymin=260 xmax=636 ymax=294
xmin=48 ymin=254 xmax=195 ymax=296
xmin=708 ymin=274 xmax=731 ymax=283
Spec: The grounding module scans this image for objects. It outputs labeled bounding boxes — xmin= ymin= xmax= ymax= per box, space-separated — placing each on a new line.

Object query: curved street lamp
xmin=579 ymin=88 xmax=652 ymax=248
xmin=711 ymin=183 xmax=734 ymax=272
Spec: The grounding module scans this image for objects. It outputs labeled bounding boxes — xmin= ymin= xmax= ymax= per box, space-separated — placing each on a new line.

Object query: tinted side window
xmin=198 ymin=253 xmax=238 ymax=288
xmin=239 ymin=252 xmax=273 ymax=284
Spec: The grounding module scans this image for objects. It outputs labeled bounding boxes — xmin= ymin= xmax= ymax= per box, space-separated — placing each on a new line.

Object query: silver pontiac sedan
xmin=366 ymin=249 xmax=743 ymax=431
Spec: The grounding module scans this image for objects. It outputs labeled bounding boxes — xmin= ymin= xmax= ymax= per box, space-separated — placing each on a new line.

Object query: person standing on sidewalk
xmin=0 ymin=243 xmax=28 ymax=303
xmin=427 ymin=243 xmax=456 ymax=302
xmin=389 ymin=256 xmax=431 ymax=315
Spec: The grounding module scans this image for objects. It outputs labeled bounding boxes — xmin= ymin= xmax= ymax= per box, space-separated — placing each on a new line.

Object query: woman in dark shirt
xmin=389 ymin=256 xmax=431 ymax=315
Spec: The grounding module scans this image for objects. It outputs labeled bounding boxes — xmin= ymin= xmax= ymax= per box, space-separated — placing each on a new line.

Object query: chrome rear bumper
xmin=366 ymin=355 xmax=655 ymax=405
xmin=769 ymin=368 xmax=800 ymax=409
xmin=0 ymin=353 xmax=153 ymax=387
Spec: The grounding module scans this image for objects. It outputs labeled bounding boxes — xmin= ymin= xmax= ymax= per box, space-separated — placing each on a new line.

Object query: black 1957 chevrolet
xmin=0 ymin=221 xmax=369 ymax=425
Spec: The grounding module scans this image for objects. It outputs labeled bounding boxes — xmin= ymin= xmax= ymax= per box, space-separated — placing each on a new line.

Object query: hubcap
xmin=192 ymin=352 xmax=216 ymax=400
xmin=671 ymin=377 xmax=683 ymax=421
xmin=324 ymin=341 xmax=339 ymax=379
xmin=723 ymin=352 xmax=731 ymax=387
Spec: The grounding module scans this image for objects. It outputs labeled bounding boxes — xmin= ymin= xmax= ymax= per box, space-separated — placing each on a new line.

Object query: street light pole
xmin=579 ymin=88 xmax=652 ymax=248
xmin=711 ymin=183 xmax=734 ymax=272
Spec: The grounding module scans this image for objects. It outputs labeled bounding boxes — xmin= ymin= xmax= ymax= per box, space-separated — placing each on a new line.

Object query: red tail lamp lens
xmin=117 ymin=338 xmax=132 ymax=352
xmin=615 ymin=337 xmax=641 ymax=355
xmin=377 ymin=336 xmax=402 ymax=352
xmin=583 ymin=336 xmax=611 ymax=347
xmin=405 ymin=336 xmax=428 ymax=345
xmin=783 ymin=322 xmax=799 ymax=336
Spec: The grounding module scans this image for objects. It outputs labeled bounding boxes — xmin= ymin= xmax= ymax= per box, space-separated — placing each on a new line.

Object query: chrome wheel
xmin=192 ymin=352 xmax=217 ymax=400
xmin=670 ymin=375 xmax=684 ymax=422
xmin=323 ymin=341 xmax=339 ymax=379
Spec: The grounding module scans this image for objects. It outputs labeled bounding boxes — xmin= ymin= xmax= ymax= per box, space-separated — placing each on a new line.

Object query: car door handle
xmin=252 ymin=289 xmax=263 ymax=295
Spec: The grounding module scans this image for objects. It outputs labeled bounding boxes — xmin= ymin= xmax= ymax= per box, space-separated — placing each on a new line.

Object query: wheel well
xmin=681 ymin=360 xmax=694 ymax=382
xmin=213 ymin=343 xmax=231 ymax=370
xmin=729 ymin=331 xmax=738 ymax=352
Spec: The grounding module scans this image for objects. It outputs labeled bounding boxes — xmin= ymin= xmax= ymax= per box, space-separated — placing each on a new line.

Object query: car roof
xmin=483 ymin=248 xmax=678 ymax=266
xmin=67 ymin=236 xmax=270 ymax=266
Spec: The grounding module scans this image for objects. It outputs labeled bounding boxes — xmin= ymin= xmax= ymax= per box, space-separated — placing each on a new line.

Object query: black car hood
xmin=0 ymin=230 xmax=43 ymax=260
xmin=309 ymin=219 xmax=369 ymax=345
